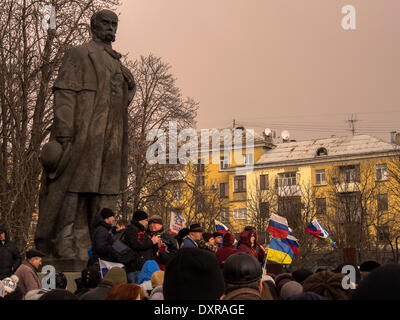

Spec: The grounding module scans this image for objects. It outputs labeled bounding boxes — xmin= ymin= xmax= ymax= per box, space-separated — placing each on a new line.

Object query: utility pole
xmin=347 ymin=114 xmax=358 ymax=136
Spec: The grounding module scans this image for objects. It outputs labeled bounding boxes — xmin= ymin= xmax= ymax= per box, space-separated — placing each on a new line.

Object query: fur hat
xmin=280 ymin=281 xmax=303 ymax=299
xmin=303 ymin=271 xmax=349 ymax=300
xmin=132 ymin=210 xmax=148 ymax=222
xmin=163 ymin=247 xmax=224 ymax=300
xmin=275 ymin=273 xmax=294 ymax=292
xmin=350 ymin=263 xmax=400 ymax=300
xmin=100 ymin=208 xmax=114 ymax=220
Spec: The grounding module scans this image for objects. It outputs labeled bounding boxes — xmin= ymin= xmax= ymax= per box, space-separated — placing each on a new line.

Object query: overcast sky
xmin=114 ymin=0 xmax=400 ymax=142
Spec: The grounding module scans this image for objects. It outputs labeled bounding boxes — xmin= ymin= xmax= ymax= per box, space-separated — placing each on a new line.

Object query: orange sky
xmin=114 ymin=0 xmax=400 ymax=142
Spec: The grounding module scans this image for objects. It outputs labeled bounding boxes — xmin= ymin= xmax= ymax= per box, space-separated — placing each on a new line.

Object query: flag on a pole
xmin=99 ymin=259 xmax=125 ymax=278
xmin=266 ymin=238 xmax=294 ymax=264
xmin=215 ymin=219 xmax=230 ymax=236
xmin=169 ymin=210 xmax=186 ymax=235
xmin=305 ymin=219 xmax=337 ymax=248
xmin=281 ymin=233 xmax=299 ymax=255
xmin=267 ymin=213 xmax=289 ymax=238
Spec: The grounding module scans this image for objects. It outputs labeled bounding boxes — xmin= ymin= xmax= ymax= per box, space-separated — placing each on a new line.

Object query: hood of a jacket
xmin=239 ymin=230 xmax=257 ymax=247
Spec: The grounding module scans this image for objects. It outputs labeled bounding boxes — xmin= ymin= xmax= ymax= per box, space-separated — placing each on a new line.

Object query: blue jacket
xmin=182 ymin=236 xmax=198 ymax=248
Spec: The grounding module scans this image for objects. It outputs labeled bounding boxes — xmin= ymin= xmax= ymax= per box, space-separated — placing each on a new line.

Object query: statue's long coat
xmin=35 ymin=40 xmax=135 ymax=254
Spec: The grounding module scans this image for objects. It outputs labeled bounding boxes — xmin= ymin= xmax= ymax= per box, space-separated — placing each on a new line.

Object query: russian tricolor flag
xmin=281 ymin=234 xmax=299 ymax=255
xmin=267 ymin=213 xmax=289 ymax=238
xmin=215 ymin=220 xmax=230 ymax=236
xmin=305 ymin=219 xmax=336 ymax=248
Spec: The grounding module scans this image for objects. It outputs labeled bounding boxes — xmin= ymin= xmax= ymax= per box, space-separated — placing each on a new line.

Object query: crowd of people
xmin=1 ymin=209 xmax=400 ymax=300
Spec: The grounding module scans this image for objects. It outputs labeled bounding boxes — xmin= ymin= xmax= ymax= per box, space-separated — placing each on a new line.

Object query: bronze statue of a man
xmin=35 ymin=10 xmax=135 ymax=262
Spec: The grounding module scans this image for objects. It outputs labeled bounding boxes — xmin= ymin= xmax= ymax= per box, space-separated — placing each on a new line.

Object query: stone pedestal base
xmin=42 ymin=258 xmax=87 ymax=273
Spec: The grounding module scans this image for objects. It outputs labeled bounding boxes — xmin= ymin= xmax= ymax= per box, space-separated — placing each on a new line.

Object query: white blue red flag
xmin=169 ymin=210 xmax=187 ymax=235
xmin=99 ymin=259 xmax=124 ymax=278
xmin=215 ymin=220 xmax=230 ymax=236
xmin=267 ymin=213 xmax=289 ymax=238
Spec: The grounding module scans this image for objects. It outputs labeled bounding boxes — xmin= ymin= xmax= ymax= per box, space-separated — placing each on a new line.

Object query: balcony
xmin=278 ymin=185 xmax=302 ymax=197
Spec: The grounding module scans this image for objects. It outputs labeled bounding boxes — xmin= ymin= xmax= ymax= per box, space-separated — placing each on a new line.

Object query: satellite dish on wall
xmin=264 ymin=128 xmax=272 ymax=137
xmin=281 ymin=130 xmax=290 ymax=141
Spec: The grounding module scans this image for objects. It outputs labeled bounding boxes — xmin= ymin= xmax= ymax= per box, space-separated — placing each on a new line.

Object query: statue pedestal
xmin=42 ymin=258 xmax=88 ymax=273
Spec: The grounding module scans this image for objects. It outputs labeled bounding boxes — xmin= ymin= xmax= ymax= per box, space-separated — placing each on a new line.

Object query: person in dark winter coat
xmin=237 ymin=229 xmax=265 ymax=265
xmin=74 ymin=265 xmax=102 ymax=297
xmin=222 ymin=253 xmax=263 ymax=300
xmin=216 ymin=233 xmax=237 ymax=267
xmin=155 ymin=232 xmax=178 ymax=270
xmin=91 ymin=208 xmax=118 ymax=262
xmin=181 ymin=224 xmax=203 ymax=248
xmin=125 ymin=210 xmax=160 ymax=283
xmin=80 ymin=267 xmax=127 ymax=300
xmin=0 ymin=225 xmax=21 ymax=280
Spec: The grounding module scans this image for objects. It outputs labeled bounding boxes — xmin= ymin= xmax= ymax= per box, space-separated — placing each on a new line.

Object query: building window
xmin=278 ymin=196 xmax=302 ymax=217
xmin=340 ymin=165 xmax=360 ymax=183
xmin=219 ymin=182 xmax=229 ymax=198
xmin=376 ymin=164 xmax=388 ymax=181
xmin=196 ymin=198 xmax=206 ymax=212
xmin=316 ymin=147 xmax=328 ymax=156
xmin=377 ymin=226 xmax=390 ymax=243
xmin=233 ymin=208 xmax=247 ymax=220
xmin=316 ymin=198 xmax=326 ymax=214
xmin=378 ymin=193 xmax=388 ymax=212
xmin=260 ymin=174 xmax=269 ymax=190
xmin=278 ymin=172 xmax=297 ymax=186
xmin=315 ymin=169 xmax=326 ymax=185
xmin=172 ymin=186 xmax=182 ymax=201
xmin=234 ymin=175 xmax=246 ymax=193
xmin=220 ymin=156 xmax=229 ymax=170
xmin=244 ymin=153 xmax=253 ymax=165
xmin=196 ymin=175 xmax=205 ymax=186
xmin=220 ymin=208 xmax=230 ymax=224
xmin=259 ymin=202 xmax=269 ymax=219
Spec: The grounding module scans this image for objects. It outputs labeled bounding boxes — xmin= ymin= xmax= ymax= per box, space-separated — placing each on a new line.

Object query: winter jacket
xmin=223 ymin=287 xmax=262 ymax=300
xmin=0 ymin=227 xmax=21 ymax=280
xmin=91 ymin=214 xmax=114 ymax=262
xmin=156 ymin=233 xmax=178 ymax=269
xmin=237 ymin=230 xmax=265 ymax=264
xmin=181 ymin=236 xmax=198 ymax=248
xmin=79 ymin=281 xmax=114 ymax=300
xmin=216 ymin=235 xmax=237 ymax=267
xmin=125 ymin=221 xmax=155 ymax=272
xmin=14 ymin=262 xmax=42 ymax=296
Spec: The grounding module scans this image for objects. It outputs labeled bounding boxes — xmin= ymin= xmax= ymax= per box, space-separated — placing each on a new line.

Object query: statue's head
xmin=90 ymin=9 xmax=118 ymax=44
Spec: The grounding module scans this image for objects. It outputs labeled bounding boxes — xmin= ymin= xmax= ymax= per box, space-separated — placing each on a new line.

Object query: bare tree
xmin=0 ymin=0 xmax=120 ymax=250
xmin=118 ymin=55 xmax=198 ymax=222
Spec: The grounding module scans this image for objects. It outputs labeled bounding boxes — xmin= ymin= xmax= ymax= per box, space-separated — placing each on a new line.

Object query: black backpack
xmin=110 ymin=230 xmax=138 ymax=267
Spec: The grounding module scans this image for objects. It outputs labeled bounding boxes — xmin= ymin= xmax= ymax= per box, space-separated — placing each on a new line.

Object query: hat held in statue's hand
xmin=40 ymin=140 xmax=72 ymax=180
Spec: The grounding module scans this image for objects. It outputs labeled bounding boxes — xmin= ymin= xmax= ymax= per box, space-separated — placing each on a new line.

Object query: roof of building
xmin=256 ymin=134 xmax=399 ymax=165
